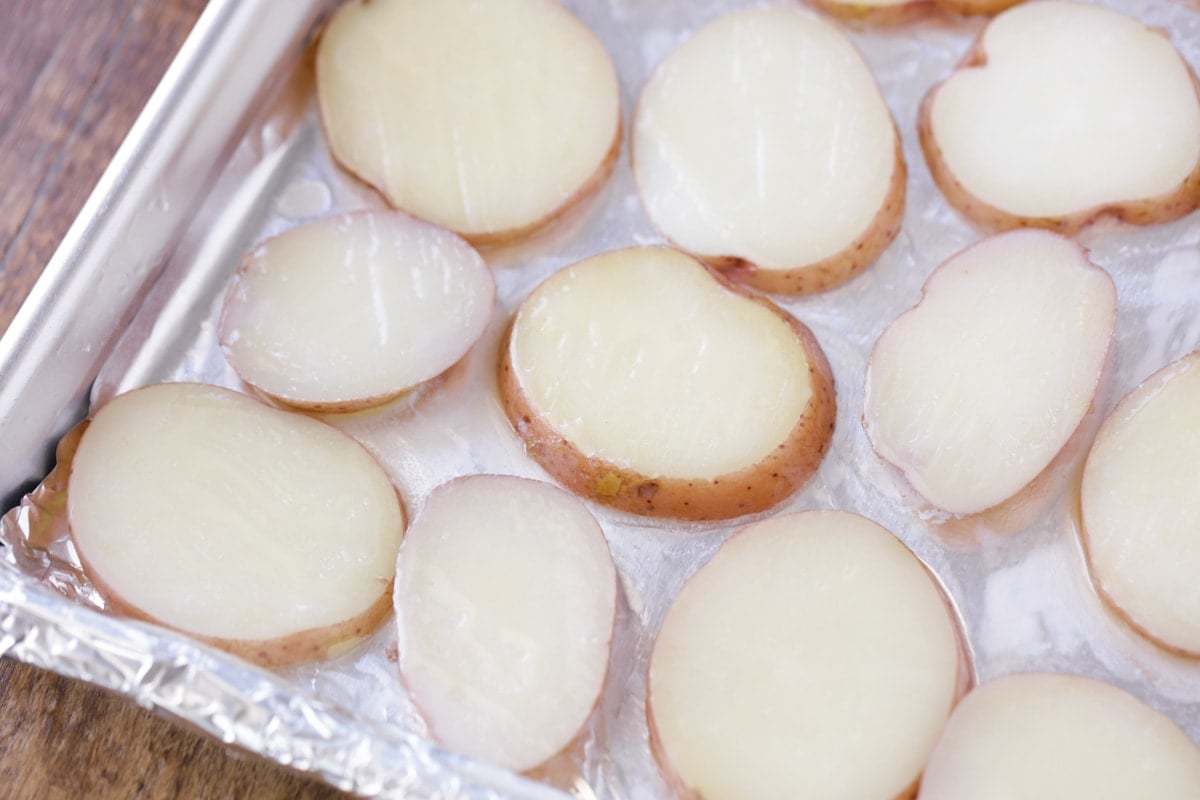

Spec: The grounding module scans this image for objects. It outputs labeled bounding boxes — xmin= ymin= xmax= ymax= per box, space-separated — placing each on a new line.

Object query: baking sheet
xmin=4 ymin=0 xmax=1200 ymax=797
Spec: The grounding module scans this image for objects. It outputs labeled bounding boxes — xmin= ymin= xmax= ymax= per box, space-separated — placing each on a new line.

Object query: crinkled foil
xmin=5 ymin=0 xmax=1200 ymax=797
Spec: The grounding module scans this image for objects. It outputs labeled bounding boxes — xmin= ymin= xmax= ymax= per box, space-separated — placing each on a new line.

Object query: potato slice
xmin=649 ymin=511 xmax=966 ymax=800
xmin=864 ymin=230 xmax=1114 ymax=516
xmin=803 ymin=0 xmax=1021 ymax=26
xmin=919 ymin=673 xmax=1200 ymax=799
xmin=316 ymin=0 xmax=620 ymax=245
xmin=219 ymin=211 xmax=495 ymax=412
xmin=395 ymin=475 xmax=616 ymax=773
xmin=632 ymin=6 xmax=903 ymax=295
xmin=921 ymin=1 xmax=1200 ymax=232
xmin=499 ymin=246 xmax=836 ymax=520
xmin=1081 ymin=353 xmax=1200 ymax=656
xmin=67 ymin=383 xmax=405 ymax=667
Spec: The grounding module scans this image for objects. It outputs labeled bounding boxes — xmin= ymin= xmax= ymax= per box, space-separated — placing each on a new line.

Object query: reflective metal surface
xmin=2 ymin=0 xmax=1200 ymax=797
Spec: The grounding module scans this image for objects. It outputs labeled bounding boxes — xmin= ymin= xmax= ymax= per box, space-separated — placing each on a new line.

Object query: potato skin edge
xmin=862 ymin=232 xmax=1117 ymax=517
xmin=498 ymin=264 xmax=837 ymax=521
xmin=1078 ymin=351 xmax=1200 ymax=660
xmin=64 ymin=383 xmax=406 ymax=668
xmin=630 ymin=26 xmax=907 ymax=297
xmin=93 ymin=575 xmax=396 ymax=669
xmin=217 ymin=209 xmax=497 ymax=414
xmin=314 ymin=0 xmax=623 ymax=248
xmin=801 ymin=0 xmax=1022 ymax=26
xmin=643 ymin=511 xmax=974 ymax=799
xmin=395 ymin=474 xmax=621 ymax=773
xmin=702 ymin=133 xmax=906 ymax=296
xmin=918 ymin=18 xmax=1200 ymax=234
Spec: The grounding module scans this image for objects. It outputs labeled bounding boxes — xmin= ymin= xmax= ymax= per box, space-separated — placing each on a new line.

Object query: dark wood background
xmin=0 ymin=1 xmax=352 ymax=796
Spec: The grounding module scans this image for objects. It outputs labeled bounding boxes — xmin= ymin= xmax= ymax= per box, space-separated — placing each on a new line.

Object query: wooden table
xmin=0 ymin=1 xmax=352 ymax=797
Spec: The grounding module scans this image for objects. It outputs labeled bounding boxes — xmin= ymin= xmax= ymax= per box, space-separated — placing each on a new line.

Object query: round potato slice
xmin=1081 ymin=352 xmax=1200 ymax=656
xmin=649 ymin=510 xmax=967 ymax=800
xmin=633 ymin=6 xmax=903 ymax=295
xmin=219 ymin=211 xmax=495 ymax=412
xmin=67 ymin=383 xmax=405 ymax=667
xmin=920 ymin=1 xmax=1200 ymax=232
xmin=316 ymin=0 xmax=621 ymax=244
xmin=919 ymin=673 xmax=1200 ymax=800
xmin=499 ymin=246 xmax=836 ymax=520
xmin=395 ymin=475 xmax=616 ymax=773
xmin=864 ymin=230 xmax=1115 ymax=516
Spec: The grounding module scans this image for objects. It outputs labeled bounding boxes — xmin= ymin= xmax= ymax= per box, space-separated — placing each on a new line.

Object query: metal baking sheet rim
xmin=0 ymin=0 xmax=564 ymax=796
xmin=6 ymin=0 xmax=1200 ymax=798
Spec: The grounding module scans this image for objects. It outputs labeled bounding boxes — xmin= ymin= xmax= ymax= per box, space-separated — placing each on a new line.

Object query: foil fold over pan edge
xmin=3 ymin=0 xmax=1200 ymax=798
xmin=0 ymin=540 xmax=568 ymax=800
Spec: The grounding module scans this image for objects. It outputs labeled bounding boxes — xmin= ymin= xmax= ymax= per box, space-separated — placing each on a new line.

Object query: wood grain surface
xmin=0 ymin=1 xmax=353 ymax=797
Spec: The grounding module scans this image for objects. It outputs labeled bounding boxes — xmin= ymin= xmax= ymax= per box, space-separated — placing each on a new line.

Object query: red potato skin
xmin=90 ymin=571 xmax=395 ymax=669
xmin=217 ymin=209 xmax=496 ymax=415
xmin=1077 ymin=352 xmax=1200 ymax=660
xmin=936 ymin=356 xmax=1109 ymax=538
xmin=919 ymin=21 xmax=1200 ymax=234
xmin=398 ymin=599 xmax=617 ymax=777
xmin=394 ymin=474 xmax=619 ymax=774
xmin=644 ymin=516 xmax=975 ymax=800
xmin=862 ymin=233 xmax=1117 ymax=518
xmin=497 ymin=269 xmax=837 ymax=521
xmin=400 ymin=619 xmax=614 ymax=777
xmin=314 ymin=2 xmax=623 ymax=248
xmin=630 ymin=55 xmax=906 ymax=296
xmin=62 ymin=384 xmax=407 ymax=669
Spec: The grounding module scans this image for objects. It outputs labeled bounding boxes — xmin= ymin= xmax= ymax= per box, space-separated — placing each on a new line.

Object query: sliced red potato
xmin=649 ymin=510 xmax=967 ymax=800
xmin=499 ymin=246 xmax=836 ymax=520
xmin=633 ymin=6 xmax=903 ymax=295
xmin=919 ymin=673 xmax=1200 ymax=799
xmin=219 ymin=211 xmax=495 ymax=413
xmin=1081 ymin=352 xmax=1200 ymax=656
xmin=394 ymin=474 xmax=616 ymax=773
xmin=316 ymin=0 xmax=621 ymax=245
xmin=66 ymin=383 xmax=405 ymax=667
xmin=803 ymin=0 xmax=1022 ymax=25
xmin=864 ymin=230 xmax=1115 ymax=516
xmin=920 ymin=1 xmax=1200 ymax=232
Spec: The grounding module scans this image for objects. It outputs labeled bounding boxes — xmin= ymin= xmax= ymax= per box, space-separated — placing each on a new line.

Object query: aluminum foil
xmin=5 ymin=0 xmax=1200 ymax=797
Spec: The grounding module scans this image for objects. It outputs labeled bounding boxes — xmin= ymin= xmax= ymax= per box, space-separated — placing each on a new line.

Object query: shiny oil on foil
xmin=4 ymin=0 xmax=1200 ymax=797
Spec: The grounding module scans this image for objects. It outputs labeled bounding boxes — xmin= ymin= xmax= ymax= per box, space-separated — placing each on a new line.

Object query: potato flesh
xmin=395 ymin=475 xmax=615 ymax=772
xmin=929 ymin=1 xmax=1200 ymax=218
xmin=865 ymin=231 xmax=1114 ymax=515
xmin=1082 ymin=354 xmax=1200 ymax=654
xmin=509 ymin=247 xmax=812 ymax=479
xmin=919 ymin=673 xmax=1200 ymax=800
xmin=649 ymin=511 xmax=962 ymax=800
xmin=634 ymin=6 xmax=896 ymax=270
xmin=316 ymin=0 xmax=619 ymax=239
xmin=67 ymin=383 xmax=403 ymax=643
xmin=220 ymin=212 xmax=493 ymax=409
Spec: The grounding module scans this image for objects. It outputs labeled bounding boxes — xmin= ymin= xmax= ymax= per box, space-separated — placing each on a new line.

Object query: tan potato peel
xmin=920 ymin=1 xmax=1200 ymax=233
xmin=803 ymin=0 xmax=1023 ymax=26
xmin=316 ymin=0 xmax=621 ymax=245
xmin=632 ymin=6 xmax=904 ymax=295
xmin=67 ymin=383 xmax=405 ymax=667
xmin=499 ymin=246 xmax=836 ymax=521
